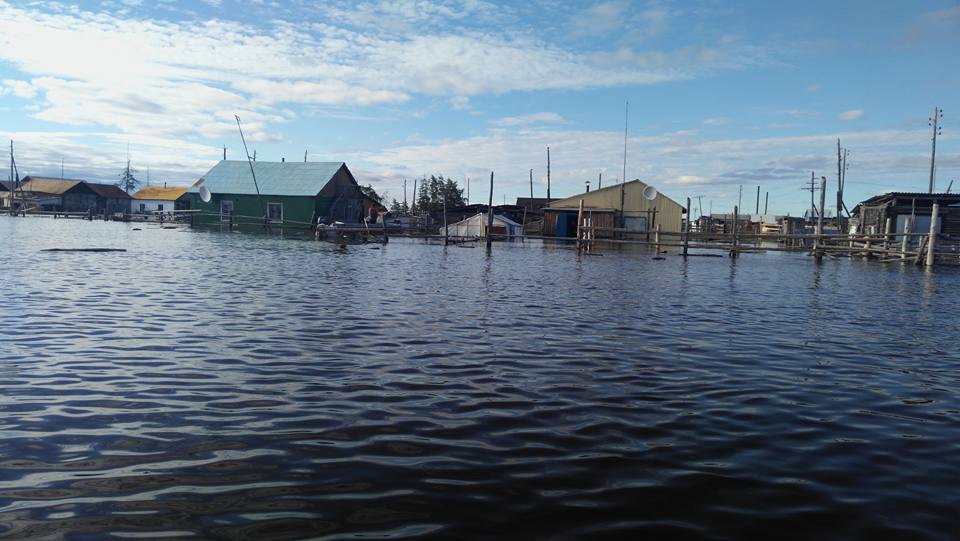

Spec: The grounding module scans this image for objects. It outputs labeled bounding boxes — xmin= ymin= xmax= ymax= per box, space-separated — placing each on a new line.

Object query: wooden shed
xmin=853 ymin=192 xmax=960 ymax=236
xmin=542 ymin=180 xmax=685 ymax=237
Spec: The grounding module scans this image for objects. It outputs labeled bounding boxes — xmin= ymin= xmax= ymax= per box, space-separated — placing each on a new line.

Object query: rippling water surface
xmin=1 ymin=216 xmax=959 ymax=540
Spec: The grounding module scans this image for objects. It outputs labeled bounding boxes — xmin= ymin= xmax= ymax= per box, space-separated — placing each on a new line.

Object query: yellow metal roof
xmin=131 ymin=186 xmax=189 ymax=200
xmin=19 ymin=178 xmax=83 ymax=195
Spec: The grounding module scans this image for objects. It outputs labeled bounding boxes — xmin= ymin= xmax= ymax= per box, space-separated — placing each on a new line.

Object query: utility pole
xmin=755 ymin=185 xmax=760 ymax=214
xmin=836 ymin=138 xmax=843 ymax=219
xmin=546 ymin=147 xmax=551 ymax=201
xmin=529 ymin=169 xmax=534 ymax=201
xmin=411 ymin=178 xmax=417 ymax=214
xmin=928 ymin=106 xmax=943 ymax=193
xmin=621 ymin=100 xmax=628 ymax=227
xmin=9 ymin=141 xmax=13 ymax=216
xmin=803 ymin=171 xmax=820 ymax=220
xmin=486 ymin=172 xmax=494 ymax=250
xmin=764 ymin=192 xmax=769 ymax=215
xmin=598 ymin=172 xmax=602 ymax=190
xmin=223 ymin=145 xmax=227 ymax=160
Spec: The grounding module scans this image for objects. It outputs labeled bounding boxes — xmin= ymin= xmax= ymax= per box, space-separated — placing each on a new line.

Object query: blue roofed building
xmin=187 ymin=160 xmax=366 ymax=227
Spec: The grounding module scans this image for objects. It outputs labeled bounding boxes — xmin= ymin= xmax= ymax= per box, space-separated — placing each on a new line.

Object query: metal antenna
xmin=235 ymin=114 xmax=264 ymax=218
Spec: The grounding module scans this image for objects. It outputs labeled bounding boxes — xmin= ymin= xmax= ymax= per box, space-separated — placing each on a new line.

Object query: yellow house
xmin=543 ymin=180 xmax=685 ymax=237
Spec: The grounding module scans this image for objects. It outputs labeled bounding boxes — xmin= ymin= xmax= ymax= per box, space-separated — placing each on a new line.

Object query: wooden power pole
xmin=929 ymin=107 xmax=942 ymax=193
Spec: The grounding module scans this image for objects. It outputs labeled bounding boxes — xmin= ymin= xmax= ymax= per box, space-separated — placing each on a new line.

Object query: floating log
xmin=42 ymin=248 xmax=127 ymax=253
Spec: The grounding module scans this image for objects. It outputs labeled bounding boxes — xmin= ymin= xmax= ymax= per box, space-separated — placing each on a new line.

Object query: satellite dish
xmin=642 ymin=185 xmax=658 ymax=201
xmin=199 ymin=186 xmax=212 ymax=203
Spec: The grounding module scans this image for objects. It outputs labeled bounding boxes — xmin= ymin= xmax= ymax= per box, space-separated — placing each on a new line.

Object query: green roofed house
xmin=188 ymin=161 xmax=365 ymax=227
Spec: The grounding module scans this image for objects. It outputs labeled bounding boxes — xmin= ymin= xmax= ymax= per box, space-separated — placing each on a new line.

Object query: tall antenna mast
xmin=235 ymin=114 xmax=264 ymax=218
xmin=928 ymin=106 xmax=943 ymax=193
xmin=621 ymin=100 xmax=628 ymax=226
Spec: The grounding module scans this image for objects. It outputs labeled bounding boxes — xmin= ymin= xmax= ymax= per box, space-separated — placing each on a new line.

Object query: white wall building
xmin=130 ymin=186 xmax=189 ymax=214
xmin=445 ymin=212 xmax=523 ymax=238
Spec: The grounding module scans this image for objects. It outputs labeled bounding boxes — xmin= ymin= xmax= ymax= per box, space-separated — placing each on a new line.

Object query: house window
xmin=267 ymin=202 xmax=283 ymax=223
xmin=157 ymin=204 xmax=164 ymax=212
xmin=624 ymin=216 xmax=648 ymax=232
xmin=139 ymin=203 xmax=146 ymax=212
xmin=220 ymin=200 xmax=234 ymax=222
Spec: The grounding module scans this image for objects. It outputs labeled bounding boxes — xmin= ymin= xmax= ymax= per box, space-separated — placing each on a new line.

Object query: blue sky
xmin=0 ymin=0 xmax=958 ymax=216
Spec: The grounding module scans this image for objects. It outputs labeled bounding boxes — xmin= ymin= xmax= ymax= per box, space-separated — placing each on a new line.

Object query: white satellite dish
xmin=199 ymin=185 xmax=212 ymax=203
xmin=642 ymin=185 xmax=658 ymax=201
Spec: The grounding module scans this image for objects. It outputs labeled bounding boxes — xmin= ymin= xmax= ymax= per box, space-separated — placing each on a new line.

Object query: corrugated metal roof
xmin=189 ymin=160 xmax=346 ymax=197
xmin=20 ymin=178 xmax=82 ymax=195
xmin=131 ymin=186 xmax=189 ymax=200
xmin=86 ymin=183 xmax=131 ymax=199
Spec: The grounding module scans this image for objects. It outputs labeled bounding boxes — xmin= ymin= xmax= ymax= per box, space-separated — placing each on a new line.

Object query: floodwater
xmin=1 ymin=216 xmax=958 ymax=540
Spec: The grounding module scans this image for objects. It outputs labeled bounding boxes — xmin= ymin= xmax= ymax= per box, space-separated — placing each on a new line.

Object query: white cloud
xmin=569 ymin=1 xmax=670 ymax=41
xmin=839 ymin=109 xmax=864 ymax=121
xmin=449 ymin=96 xmax=471 ymax=110
xmin=0 ymin=79 xmax=36 ymax=98
xmin=805 ymin=83 xmax=820 ymax=93
xmin=0 ymin=2 xmax=775 ymax=143
xmin=703 ymin=117 xmax=729 ymax=126
xmin=491 ymin=112 xmax=564 ymax=127
xmin=353 ymin=125 xmax=955 ymax=212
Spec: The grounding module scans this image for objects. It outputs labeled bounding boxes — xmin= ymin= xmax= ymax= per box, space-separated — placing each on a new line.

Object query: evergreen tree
xmin=361 ymin=184 xmax=383 ymax=204
xmin=412 ymin=175 xmax=466 ymax=213
xmin=116 ymin=159 xmax=140 ymax=194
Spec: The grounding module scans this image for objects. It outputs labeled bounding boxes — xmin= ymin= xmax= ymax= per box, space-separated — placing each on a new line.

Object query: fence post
xmin=926 ymin=203 xmax=938 ymax=267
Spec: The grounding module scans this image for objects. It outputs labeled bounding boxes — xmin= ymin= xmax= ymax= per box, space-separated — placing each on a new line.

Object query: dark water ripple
xmin=1 ymin=217 xmax=959 ymax=540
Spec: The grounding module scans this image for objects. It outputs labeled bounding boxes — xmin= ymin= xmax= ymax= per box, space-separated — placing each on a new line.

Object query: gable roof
xmin=190 ymin=160 xmax=349 ymax=197
xmin=131 ymin=185 xmax=189 ymax=200
xmin=0 ymin=181 xmax=12 ymax=191
xmin=86 ymin=183 xmax=131 ymax=199
xmin=20 ymin=178 xmax=83 ymax=195
xmin=546 ymin=179 xmax=685 ymax=212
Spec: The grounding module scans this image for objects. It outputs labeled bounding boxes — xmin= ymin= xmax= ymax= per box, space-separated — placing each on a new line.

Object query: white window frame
xmin=267 ymin=202 xmax=283 ymax=224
